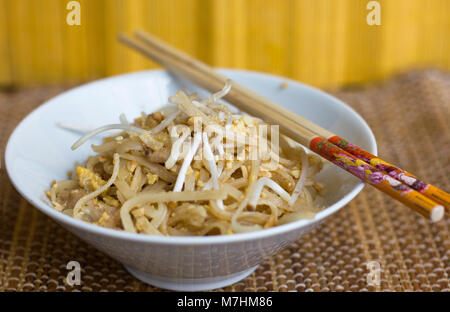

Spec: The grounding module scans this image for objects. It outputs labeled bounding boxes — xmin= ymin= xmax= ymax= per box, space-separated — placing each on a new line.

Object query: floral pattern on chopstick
xmin=309 ymin=137 xmax=410 ymax=193
xmin=310 ymin=136 xmax=441 ymax=219
xmin=328 ymin=135 xmax=428 ymax=192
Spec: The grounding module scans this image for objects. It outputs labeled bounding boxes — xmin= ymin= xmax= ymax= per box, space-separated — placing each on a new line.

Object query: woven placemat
xmin=0 ymin=70 xmax=449 ymax=292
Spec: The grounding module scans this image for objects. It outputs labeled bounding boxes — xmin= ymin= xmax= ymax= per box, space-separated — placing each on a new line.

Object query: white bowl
xmin=5 ymin=69 xmax=376 ymax=291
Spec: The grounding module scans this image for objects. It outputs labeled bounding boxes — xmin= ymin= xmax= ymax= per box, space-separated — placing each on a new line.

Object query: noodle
xmin=120 ymin=188 xmax=228 ymax=232
xmin=48 ymin=82 xmax=325 ymax=236
xmin=248 ymin=177 xmax=291 ymax=208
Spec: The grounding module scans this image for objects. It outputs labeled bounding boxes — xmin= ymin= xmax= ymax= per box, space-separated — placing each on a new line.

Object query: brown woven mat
xmin=0 ymin=70 xmax=449 ymax=292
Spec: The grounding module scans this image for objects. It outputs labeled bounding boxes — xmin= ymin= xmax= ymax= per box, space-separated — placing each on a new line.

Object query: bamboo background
xmin=0 ymin=0 xmax=449 ymax=88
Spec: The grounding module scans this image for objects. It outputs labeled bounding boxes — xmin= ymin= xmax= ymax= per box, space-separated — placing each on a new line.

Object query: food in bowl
xmin=47 ymin=81 xmax=324 ymax=236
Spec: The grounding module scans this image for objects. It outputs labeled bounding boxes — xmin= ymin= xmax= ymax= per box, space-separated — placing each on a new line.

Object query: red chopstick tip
xmin=431 ymin=205 xmax=444 ymax=222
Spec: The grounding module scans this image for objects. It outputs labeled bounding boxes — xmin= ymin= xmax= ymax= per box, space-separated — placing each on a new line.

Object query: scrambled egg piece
xmin=146 ymin=173 xmax=159 ymax=185
xmin=127 ymin=160 xmax=138 ymax=172
xmin=131 ymin=207 xmax=145 ymax=218
xmin=139 ymin=132 xmax=164 ymax=151
xmin=77 ymin=167 xmax=106 ymax=191
xmin=97 ymin=212 xmax=111 ymax=226
xmin=290 ymin=168 xmax=300 ymax=179
xmin=103 ymin=195 xmax=120 ymax=207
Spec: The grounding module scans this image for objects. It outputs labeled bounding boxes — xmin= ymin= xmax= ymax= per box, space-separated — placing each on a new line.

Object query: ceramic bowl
xmin=5 ymin=69 xmax=376 ymax=291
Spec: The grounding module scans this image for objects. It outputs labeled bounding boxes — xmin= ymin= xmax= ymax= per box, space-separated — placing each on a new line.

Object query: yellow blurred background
xmin=0 ymin=0 xmax=449 ymax=89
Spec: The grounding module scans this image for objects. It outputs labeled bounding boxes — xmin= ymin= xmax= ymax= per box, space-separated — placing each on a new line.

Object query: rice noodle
xmin=248 ymin=177 xmax=291 ymax=208
xmin=231 ymin=159 xmax=262 ymax=233
xmin=115 ymin=180 xmax=136 ymax=200
xmin=143 ymin=202 xmax=167 ymax=228
xmin=121 ymin=188 xmax=228 ymax=232
xmin=131 ymin=165 xmax=143 ymax=192
xmin=119 ymin=153 xmax=175 ymax=182
xmin=49 ymin=82 xmax=324 ymax=236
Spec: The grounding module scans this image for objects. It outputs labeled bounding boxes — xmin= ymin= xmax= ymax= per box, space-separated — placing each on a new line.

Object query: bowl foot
xmin=124 ymin=265 xmax=258 ymax=291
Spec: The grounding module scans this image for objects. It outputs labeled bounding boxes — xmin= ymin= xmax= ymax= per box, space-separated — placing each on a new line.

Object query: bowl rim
xmin=5 ymin=68 xmax=377 ymax=246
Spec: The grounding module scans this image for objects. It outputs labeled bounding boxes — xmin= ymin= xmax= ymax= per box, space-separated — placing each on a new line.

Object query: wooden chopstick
xmin=133 ymin=30 xmax=450 ymax=211
xmin=118 ymin=32 xmax=446 ymax=222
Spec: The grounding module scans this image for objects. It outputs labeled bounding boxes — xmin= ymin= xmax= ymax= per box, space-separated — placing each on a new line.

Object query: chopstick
xmin=118 ymin=32 xmax=446 ymax=222
xmin=132 ymin=30 xmax=450 ymax=211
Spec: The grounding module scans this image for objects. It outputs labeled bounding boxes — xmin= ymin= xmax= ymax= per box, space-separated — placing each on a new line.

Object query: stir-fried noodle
xmin=47 ymin=81 xmax=325 ymax=235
